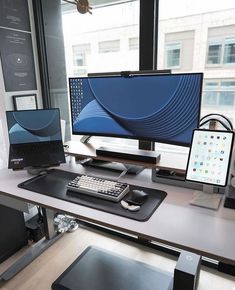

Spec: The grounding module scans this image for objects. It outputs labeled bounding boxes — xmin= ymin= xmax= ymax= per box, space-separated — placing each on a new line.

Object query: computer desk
xmin=0 ymin=157 xmax=234 ymax=281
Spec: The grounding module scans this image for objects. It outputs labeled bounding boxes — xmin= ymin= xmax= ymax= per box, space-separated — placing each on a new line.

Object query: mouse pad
xmin=18 ymin=169 xmax=167 ymax=221
xmin=52 ymin=246 xmax=173 ymax=290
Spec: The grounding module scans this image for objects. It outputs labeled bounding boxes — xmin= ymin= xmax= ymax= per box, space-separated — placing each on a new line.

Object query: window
xmin=219 ymin=81 xmax=235 ymax=105
xmin=206 ymin=37 xmax=235 ymax=66
xmin=162 ymin=30 xmax=194 ymax=71
xmin=62 ymin=1 xmax=139 ymax=76
xmin=158 ymin=1 xmax=235 ymax=130
xmin=72 ymin=44 xmax=90 ymax=76
xmin=99 ymin=40 xmax=120 ymax=53
xmin=203 ymin=82 xmax=218 ymax=106
xmin=62 ymin=0 xmax=139 ymax=146
xmin=129 ymin=37 xmax=139 ymax=50
xmin=73 ymin=52 xmax=85 ymax=66
xmin=203 ymin=80 xmax=235 ymax=109
xmin=207 ymin=43 xmax=222 ymax=64
xmin=165 ymin=43 xmax=181 ymax=68
xmin=223 ymin=38 xmax=235 ymax=64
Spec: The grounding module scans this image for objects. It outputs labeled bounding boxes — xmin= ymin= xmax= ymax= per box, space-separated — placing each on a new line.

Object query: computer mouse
xmin=126 ymin=189 xmax=148 ymax=206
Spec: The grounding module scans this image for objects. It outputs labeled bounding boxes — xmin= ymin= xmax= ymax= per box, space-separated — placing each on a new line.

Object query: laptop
xmin=6 ymin=108 xmax=66 ymax=170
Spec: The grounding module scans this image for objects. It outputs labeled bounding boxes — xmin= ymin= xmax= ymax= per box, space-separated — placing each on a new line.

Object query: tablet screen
xmin=186 ymin=129 xmax=234 ymax=186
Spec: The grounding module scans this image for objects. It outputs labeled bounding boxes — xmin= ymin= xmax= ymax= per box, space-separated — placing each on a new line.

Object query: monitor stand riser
xmin=79 ymin=137 xmax=156 ymax=175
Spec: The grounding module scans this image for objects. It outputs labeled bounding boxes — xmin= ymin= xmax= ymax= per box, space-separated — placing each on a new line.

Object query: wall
xmin=0 ymin=0 xmax=42 ymax=168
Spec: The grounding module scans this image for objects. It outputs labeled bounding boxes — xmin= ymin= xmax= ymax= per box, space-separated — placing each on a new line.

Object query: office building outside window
xmin=62 ymin=0 xmax=139 ymax=77
xmin=158 ymin=1 xmax=235 ymax=127
xmin=61 ymin=0 xmax=235 ymax=147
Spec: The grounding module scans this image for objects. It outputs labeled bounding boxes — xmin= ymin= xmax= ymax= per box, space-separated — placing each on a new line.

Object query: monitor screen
xmin=186 ymin=129 xmax=234 ymax=187
xmin=6 ymin=109 xmax=65 ymax=169
xmin=69 ymin=72 xmax=203 ymax=146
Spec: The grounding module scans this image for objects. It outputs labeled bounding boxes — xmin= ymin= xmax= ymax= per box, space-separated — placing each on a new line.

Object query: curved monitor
xmin=69 ymin=72 xmax=203 ymax=147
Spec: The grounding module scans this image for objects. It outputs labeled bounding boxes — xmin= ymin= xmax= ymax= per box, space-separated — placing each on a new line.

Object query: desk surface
xmin=0 ymin=159 xmax=234 ymax=265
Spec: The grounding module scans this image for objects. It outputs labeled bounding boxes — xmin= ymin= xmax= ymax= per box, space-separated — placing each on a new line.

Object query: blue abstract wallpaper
xmin=69 ymin=73 xmax=202 ymax=145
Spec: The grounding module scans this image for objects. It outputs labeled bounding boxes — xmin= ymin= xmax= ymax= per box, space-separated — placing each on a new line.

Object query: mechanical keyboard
xmin=66 ymin=175 xmax=129 ymax=202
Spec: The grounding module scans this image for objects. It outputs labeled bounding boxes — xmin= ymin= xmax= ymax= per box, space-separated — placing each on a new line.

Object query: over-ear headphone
xmin=199 ymin=113 xmax=234 ymax=131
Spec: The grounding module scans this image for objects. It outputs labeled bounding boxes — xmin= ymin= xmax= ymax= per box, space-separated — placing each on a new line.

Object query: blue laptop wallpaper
xmin=6 ymin=109 xmax=62 ymax=145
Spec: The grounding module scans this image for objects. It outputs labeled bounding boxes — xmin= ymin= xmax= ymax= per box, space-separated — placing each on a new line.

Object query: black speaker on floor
xmin=173 ymin=251 xmax=201 ymax=290
xmin=0 ymin=204 xmax=28 ymax=263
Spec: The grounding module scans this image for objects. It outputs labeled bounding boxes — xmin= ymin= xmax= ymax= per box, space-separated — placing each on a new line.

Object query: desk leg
xmin=0 ymin=207 xmax=62 ymax=281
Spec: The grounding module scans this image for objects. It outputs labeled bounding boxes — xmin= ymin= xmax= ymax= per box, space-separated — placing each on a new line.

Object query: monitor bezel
xmin=69 ymin=72 xmax=203 ymax=147
xmin=185 ymin=128 xmax=235 ymax=187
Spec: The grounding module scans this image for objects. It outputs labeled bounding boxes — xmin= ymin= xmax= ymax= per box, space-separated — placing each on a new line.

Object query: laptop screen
xmin=6 ymin=109 xmax=63 ymax=145
xmin=6 ymin=109 xmax=65 ymax=170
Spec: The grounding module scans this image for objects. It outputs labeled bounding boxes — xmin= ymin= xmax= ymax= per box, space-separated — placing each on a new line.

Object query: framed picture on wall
xmin=13 ymin=94 xmax=38 ymax=110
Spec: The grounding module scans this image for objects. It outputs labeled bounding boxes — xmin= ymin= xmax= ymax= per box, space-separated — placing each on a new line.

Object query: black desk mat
xmin=52 ymin=246 xmax=173 ymax=290
xmin=18 ymin=169 xmax=167 ymax=221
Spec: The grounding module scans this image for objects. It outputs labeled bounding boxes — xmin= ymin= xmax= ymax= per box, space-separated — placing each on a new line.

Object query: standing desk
xmin=0 ymin=159 xmax=234 ymax=269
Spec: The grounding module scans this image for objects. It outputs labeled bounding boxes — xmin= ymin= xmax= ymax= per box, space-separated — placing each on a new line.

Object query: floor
xmin=0 ymin=225 xmax=234 ymax=290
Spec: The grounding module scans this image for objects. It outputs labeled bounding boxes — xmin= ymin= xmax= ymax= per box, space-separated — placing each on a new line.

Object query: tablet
xmin=186 ymin=129 xmax=234 ymax=187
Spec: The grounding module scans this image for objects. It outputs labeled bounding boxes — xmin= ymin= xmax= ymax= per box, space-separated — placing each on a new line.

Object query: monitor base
xmin=80 ymin=158 xmax=144 ymax=175
xmin=190 ymin=191 xmax=222 ymax=210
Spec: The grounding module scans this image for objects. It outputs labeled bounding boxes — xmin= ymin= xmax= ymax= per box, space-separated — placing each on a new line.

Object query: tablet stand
xmin=190 ymin=184 xmax=222 ymax=210
xmin=26 ymin=166 xmax=50 ymax=175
